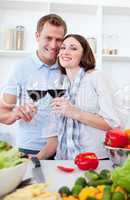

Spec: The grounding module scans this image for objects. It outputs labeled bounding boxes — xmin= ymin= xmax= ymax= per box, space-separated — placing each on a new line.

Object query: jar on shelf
xmin=4 ymin=28 xmax=15 ymax=50
xmin=102 ymin=33 xmax=119 ymax=55
xmin=15 ymin=25 xmax=24 ymax=50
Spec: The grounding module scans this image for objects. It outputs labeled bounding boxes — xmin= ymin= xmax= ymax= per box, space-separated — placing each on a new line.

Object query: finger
xmin=27 ymin=103 xmax=37 ymax=113
xmin=14 ymin=107 xmax=28 ymax=121
xmin=25 ymin=104 xmax=37 ymax=115
xmin=18 ymin=106 xmax=32 ymax=121
xmin=51 ymin=99 xmax=65 ymax=108
xmin=51 ymin=97 xmax=64 ymax=104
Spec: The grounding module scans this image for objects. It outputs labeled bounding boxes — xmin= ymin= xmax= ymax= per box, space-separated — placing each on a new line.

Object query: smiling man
xmin=0 ymin=14 xmax=67 ymax=158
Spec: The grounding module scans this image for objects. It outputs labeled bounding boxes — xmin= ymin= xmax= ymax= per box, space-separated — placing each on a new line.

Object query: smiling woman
xmin=37 ymin=34 xmax=122 ymax=160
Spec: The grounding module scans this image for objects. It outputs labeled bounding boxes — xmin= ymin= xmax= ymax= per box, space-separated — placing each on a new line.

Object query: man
xmin=0 ymin=14 xmax=67 ymax=158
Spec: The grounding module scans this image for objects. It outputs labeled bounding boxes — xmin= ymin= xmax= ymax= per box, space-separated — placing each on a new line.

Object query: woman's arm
xmin=36 ymin=136 xmax=58 ymax=160
xmin=51 ymin=98 xmax=111 ymax=131
xmin=70 ymin=107 xmax=112 ymax=130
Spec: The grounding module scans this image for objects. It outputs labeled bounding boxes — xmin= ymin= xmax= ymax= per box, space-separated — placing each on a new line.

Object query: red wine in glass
xmin=48 ymin=89 xmax=66 ymax=98
xmin=27 ymin=90 xmax=47 ymax=102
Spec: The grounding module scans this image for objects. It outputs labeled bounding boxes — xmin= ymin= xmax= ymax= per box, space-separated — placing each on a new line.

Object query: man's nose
xmin=50 ymin=40 xmax=57 ymax=49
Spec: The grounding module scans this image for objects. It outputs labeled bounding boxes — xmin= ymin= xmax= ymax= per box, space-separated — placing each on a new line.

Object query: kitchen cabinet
xmin=0 ymin=1 xmax=130 ymax=72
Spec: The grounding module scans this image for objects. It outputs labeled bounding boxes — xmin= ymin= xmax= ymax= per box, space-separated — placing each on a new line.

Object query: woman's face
xmin=59 ymin=37 xmax=83 ymax=69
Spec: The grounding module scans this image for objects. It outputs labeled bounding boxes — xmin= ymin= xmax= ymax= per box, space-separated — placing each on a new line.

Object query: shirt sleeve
xmin=2 ymin=63 xmax=23 ymax=97
xmin=91 ymin=70 xmax=123 ymax=129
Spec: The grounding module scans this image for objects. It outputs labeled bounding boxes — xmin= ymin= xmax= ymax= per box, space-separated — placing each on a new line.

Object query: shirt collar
xmin=31 ymin=51 xmax=59 ymax=70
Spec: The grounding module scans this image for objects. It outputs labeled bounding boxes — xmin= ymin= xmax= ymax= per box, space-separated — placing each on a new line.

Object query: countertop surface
xmin=24 ymin=159 xmax=113 ymax=192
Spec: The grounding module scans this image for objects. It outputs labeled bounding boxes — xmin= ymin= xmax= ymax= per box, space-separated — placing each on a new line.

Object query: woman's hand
xmin=51 ymin=97 xmax=79 ymax=119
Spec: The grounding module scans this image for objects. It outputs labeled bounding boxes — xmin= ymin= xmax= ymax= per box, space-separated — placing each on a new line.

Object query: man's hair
xmin=37 ymin=13 xmax=67 ymax=35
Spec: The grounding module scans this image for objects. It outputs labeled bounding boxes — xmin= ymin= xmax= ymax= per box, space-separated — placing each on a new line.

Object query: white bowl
xmin=0 ymin=160 xmax=28 ymax=197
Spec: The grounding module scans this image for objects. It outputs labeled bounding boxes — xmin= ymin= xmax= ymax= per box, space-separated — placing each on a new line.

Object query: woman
xmin=37 ymin=34 xmax=121 ymax=160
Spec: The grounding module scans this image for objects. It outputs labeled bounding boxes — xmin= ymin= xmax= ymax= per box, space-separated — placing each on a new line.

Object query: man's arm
xmin=0 ymin=93 xmax=37 ymax=124
xmin=36 ymin=136 xmax=58 ymax=160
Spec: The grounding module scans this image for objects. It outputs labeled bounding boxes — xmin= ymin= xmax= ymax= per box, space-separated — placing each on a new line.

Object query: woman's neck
xmin=66 ymin=67 xmax=80 ymax=83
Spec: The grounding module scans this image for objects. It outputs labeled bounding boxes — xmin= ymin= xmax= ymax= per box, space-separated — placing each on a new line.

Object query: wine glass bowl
xmin=27 ymin=90 xmax=47 ymax=102
xmin=48 ymin=89 xmax=66 ymax=98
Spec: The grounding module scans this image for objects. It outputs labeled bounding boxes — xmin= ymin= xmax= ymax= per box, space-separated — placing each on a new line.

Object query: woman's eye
xmin=60 ymin=46 xmax=66 ymax=50
xmin=70 ymin=47 xmax=77 ymax=50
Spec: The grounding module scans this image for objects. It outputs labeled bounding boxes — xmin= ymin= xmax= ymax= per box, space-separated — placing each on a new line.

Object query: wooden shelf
xmin=102 ymin=55 xmax=130 ymax=62
xmin=0 ymin=50 xmax=31 ymax=56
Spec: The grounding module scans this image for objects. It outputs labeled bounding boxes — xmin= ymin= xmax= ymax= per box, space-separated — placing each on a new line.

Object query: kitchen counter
xmin=24 ymin=159 xmax=113 ymax=192
xmin=0 ymin=159 xmax=113 ymax=199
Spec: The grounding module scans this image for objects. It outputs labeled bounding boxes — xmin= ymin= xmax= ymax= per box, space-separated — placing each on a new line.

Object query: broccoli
xmin=71 ymin=184 xmax=83 ymax=197
xmin=75 ymin=177 xmax=87 ymax=187
xmin=100 ymin=169 xmax=111 ymax=180
xmin=58 ymin=186 xmax=71 ymax=197
xmin=84 ymin=170 xmax=100 ymax=181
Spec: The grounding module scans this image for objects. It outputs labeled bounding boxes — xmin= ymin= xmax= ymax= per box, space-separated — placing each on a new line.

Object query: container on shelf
xmin=4 ymin=28 xmax=15 ymax=50
xmin=102 ymin=34 xmax=119 ymax=55
xmin=15 ymin=25 xmax=24 ymax=50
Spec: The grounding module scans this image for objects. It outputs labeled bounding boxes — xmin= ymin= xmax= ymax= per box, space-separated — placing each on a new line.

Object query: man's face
xmin=36 ymin=22 xmax=65 ymax=65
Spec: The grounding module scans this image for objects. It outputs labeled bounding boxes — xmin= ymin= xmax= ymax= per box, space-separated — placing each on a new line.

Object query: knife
xmin=31 ymin=157 xmax=45 ymax=183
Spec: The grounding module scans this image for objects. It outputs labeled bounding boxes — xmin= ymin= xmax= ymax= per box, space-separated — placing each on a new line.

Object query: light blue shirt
xmin=3 ymin=52 xmax=63 ymax=150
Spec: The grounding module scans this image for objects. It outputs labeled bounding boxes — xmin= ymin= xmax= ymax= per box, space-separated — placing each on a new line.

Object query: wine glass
xmin=25 ymin=75 xmax=49 ymax=128
xmin=26 ymin=75 xmax=47 ymax=109
xmin=48 ymin=75 xmax=67 ymax=98
xmin=41 ymin=75 xmax=68 ymax=137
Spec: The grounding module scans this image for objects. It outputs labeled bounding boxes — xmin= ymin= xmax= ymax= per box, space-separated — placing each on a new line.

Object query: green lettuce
xmin=112 ymin=157 xmax=130 ymax=192
xmin=0 ymin=148 xmax=25 ymax=169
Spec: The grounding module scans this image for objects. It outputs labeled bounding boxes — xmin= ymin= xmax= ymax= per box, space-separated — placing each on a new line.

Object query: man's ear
xmin=35 ymin=32 xmax=40 ymax=42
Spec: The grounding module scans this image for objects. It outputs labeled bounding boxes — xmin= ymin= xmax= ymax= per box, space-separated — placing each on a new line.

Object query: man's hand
xmin=13 ymin=103 xmax=37 ymax=122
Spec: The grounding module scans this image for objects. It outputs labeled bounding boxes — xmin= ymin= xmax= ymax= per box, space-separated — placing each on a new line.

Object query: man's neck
xmin=36 ymin=51 xmax=56 ymax=66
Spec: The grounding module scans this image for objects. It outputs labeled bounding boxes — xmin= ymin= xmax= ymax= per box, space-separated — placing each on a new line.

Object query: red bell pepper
xmin=74 ymin=152 xmax=99 ymax=170
xmin=105 ymin=129 xmax=128 ymax=148
xmin=57 ymin=165 xmax=75 ymax=173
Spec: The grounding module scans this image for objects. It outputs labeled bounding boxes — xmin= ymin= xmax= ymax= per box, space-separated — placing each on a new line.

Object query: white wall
xmin=0 ymin=0 xmax=130 ymax=135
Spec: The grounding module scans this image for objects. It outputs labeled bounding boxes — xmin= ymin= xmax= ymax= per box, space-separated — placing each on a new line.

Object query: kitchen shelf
xmin=0 ymin=0 xmax=130 ymax=84
xmin=0 ymin=50 xmax=31 ymax=56
xmin=102 ymin=55 xmax=130 ymax=62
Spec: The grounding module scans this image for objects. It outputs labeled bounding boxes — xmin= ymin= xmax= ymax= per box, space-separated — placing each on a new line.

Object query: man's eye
xmin=46 ymin=37 xmax=52 ymax=41
xmin=56 ymin=39 xmax=63 ymax=43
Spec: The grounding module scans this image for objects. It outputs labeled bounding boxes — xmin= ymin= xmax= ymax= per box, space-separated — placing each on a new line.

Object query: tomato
xmin=105 ymin=129 xmax=128 ymax=148
xmin=74 ymin=152 xmax=99 ymax=170
xmin=124 ymin=144 xmax=130 ymax=149
xmin=124 ymin=129 xmax=130 ymax=144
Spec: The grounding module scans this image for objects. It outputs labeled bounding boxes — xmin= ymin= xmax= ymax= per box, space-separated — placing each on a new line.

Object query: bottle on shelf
xmin=15 ymin=25 xmax=24 ymax=50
